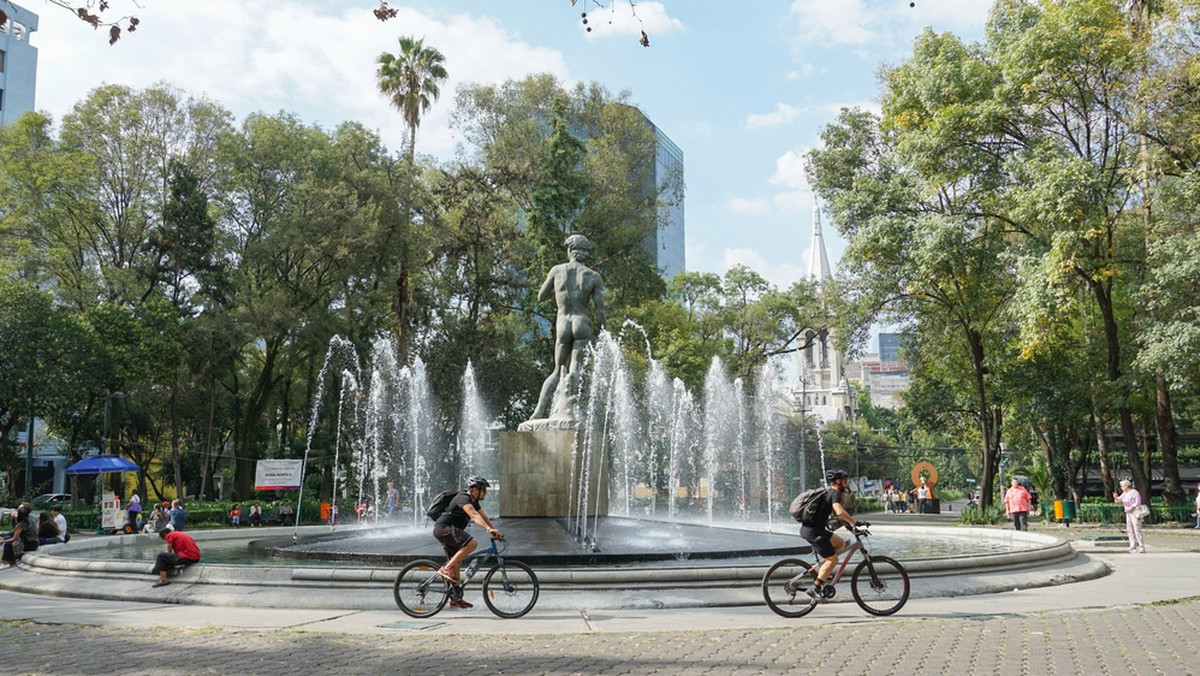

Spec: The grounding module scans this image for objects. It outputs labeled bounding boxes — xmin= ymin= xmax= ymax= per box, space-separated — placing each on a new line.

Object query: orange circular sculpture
xmin=910 ymin=461 xmax=938 ymax=490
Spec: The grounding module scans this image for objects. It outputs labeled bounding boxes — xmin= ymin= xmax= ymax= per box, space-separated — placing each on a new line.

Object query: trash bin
xmin=1060 ymin=500 xmax=1076 ymax=520
xmin=1053 ymin=500 xmax=1077 ymax=523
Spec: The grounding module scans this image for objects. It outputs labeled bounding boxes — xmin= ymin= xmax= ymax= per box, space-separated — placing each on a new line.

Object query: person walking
xmin=127 ymin=491 xmax=142 ymax=532
xmin=1193 ymin=484 xmax=1200 ymax=529
xmin=1114 ymin=479 xmax=1146 ymax=553
xmin=1003 ymin=478 xmax=1031 ymax=531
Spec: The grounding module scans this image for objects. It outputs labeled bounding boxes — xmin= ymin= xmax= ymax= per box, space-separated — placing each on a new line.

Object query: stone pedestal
xmin=499 ymin=428 xmax=607 ymax=517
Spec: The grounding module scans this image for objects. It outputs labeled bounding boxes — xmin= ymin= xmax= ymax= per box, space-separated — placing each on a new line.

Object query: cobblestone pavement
xmin=4 ymin=597 xmax=1200 ymax=676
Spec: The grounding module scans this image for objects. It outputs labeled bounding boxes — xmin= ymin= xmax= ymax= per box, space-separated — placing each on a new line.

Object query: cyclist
xmin=800 ymin=468 xmax=860 ymax=601
xmin=433 ymin=475 xmax=502 ymax=608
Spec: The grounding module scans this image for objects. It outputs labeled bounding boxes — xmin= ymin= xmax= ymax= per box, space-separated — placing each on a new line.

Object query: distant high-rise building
xmin=640 ymin=113 xmax=685 ymax=281
xmin=0 ymin=2 xmax=38 ymax=126
xmin=878 ymin=332 xmax=903 ymax=363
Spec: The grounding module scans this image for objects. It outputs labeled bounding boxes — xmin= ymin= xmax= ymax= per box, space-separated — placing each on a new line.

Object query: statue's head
xmin=564 ymin=233 xmax=592 ymax=258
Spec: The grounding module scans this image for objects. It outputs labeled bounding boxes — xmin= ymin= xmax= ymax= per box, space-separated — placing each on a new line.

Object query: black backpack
xmin=788 ymin=487 xmax=827 ymax=525
xmin=425 ymin=489 xmax=462 ymax=520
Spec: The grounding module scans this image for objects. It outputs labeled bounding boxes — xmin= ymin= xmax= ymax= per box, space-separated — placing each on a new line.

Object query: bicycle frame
xmin=396 ymin=537 xmax=540 ymax=619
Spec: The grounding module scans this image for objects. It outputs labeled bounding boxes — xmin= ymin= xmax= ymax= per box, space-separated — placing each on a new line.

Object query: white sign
xmin=254 ymin=459 xmax=303 ymax=490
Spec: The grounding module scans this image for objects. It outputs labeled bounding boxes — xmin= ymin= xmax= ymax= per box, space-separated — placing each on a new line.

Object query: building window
xmin=0 ymin=88 xmax=5 ymax=112
xmin=0 ymin=49 xmax=6 ymax=72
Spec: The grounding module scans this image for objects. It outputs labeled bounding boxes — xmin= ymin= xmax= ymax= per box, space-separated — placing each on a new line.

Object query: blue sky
xmin=32 ymin=0 xmax=991 ymax=294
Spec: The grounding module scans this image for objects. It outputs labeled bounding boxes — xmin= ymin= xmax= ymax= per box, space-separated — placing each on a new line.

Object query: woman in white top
xmin=1193 ymin=484 xmax=1200 ymax=529
xmin=1113 ymin=479 xmax=1145 ymax=553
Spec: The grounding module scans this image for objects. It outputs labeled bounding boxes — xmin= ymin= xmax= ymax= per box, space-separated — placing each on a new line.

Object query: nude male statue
xmin=530 ymin=233 xmax=605 ymax=421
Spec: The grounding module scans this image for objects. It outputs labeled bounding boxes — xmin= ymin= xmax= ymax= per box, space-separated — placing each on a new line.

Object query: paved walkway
xmin=1 ymin=522 xmax=1197 ymax=675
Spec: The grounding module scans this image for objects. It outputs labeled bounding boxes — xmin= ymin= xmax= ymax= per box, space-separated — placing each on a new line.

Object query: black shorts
xmin=800 ymin=526 xmax=836 ymax=559
xmin=432 ymin=524 xmax=474 ymax=560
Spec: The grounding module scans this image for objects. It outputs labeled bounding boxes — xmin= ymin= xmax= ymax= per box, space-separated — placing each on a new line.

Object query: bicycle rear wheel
xmin=851 ymin=555 xmax=909 ymax=616
xmin=482 ymin=560 xmax=539 ymax=618
xmin=762 ymin=558 xmax=818 ymax=618
xmin=394 ymin=559 xmax=451 ymax=618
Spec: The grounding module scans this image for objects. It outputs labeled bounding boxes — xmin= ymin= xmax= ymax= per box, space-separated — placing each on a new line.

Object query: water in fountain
xmin=458 ymin=361 xmax=496 ymax=488
xmin=297 ymin=336 xmax=362 ymax=533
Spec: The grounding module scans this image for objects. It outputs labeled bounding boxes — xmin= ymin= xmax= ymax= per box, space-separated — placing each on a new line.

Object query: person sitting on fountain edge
xmin=433 ymin=476 xmax=502 ymax=609
xmin=800 ymin=468 xmax=861 ymax=602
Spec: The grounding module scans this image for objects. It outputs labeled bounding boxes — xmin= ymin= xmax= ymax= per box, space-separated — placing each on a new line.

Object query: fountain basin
xmin=1 ymin=523 xmax=1107 ymax=610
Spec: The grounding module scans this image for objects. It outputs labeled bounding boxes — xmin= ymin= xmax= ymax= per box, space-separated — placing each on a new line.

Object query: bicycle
xmin=762 ymin=521 xmax=909 ymax=618
xmin=393 ymin=537 xmax=539 ymax=619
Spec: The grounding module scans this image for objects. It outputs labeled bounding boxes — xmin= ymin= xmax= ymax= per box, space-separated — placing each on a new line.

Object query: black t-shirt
xmin=806 ymin=488 xmax=844 ymax=530
xmin=434 ymin=492 xmax=479 ymax=530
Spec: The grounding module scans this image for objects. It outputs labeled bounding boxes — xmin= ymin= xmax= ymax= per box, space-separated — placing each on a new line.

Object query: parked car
xmin=32 ymin=493 xmax=71 ymax=507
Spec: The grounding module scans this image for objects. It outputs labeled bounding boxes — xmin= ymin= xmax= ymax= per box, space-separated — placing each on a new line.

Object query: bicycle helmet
xmin=467 ymin=475 xmax=491 ymax=489
xmin=825 ymin=468 xmax=849 ymax=483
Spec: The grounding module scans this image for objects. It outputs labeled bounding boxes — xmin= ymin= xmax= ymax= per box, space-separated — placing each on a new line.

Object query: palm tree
xmin=376 ymin=36 xmax=448 ymax=169
xmin=375 ymin=36 xmax=447 ymax=363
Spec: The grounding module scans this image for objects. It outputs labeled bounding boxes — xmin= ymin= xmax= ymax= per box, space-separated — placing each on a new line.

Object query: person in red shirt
xmin=151 ymin=525 xmax=201 ymax=588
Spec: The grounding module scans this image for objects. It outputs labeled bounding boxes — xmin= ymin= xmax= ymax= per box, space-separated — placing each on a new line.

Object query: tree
xmin=376 ymin=36 xmax=449 ymax=366
xmin=0 ymin=284 xmax=98 ymax=495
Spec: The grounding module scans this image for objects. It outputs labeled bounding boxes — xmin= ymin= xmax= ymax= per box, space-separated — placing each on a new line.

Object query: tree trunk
xmin=1091 ymin=404 xmax=1115 ymax=500
xmin=1091 ymin=279 xmax=1150 ymax=499
xmin=966 ymin=328 xmax=999 ymax=509
xmin=235 ymin=337 xmax=281 ymax=499
xmin=1155 ymin=374 xmax=1184 ymax=504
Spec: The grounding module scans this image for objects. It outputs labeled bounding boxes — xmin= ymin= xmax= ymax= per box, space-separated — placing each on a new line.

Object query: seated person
xmin=50 ymin=506 xmax=70 ymax=543
xmin=1 ymin=503 xmax=39 ymax=565
xmin=150 ymin=525 xmax=201 ymax=588
xmin=279 ymin=501 xmax=294 ymax=526
xmin=36 ymin=511 xmax=62 ymax=545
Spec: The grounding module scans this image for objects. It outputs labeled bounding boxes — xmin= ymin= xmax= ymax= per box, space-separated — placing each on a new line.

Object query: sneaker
xmin=805 ymin=584 xmax=825 ymax=602
xmin=437 ymin=566 xmax=461 ymax=585
xmin=1138 ymin=547 xmax=1146 ymax=553
xmin=449 ymin=598 xmax=473 ymax=609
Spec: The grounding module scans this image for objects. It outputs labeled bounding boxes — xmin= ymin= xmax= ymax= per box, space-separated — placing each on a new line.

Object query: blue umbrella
xmin=64 ymin=455 xmax=140 ymax=475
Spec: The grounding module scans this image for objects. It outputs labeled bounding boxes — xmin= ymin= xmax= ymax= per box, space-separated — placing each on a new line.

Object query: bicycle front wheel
xmin=394 ymin=559 xmax=451 ymax=618
xmin=482 ymin=560 xmax=539 ymax=618
xmin=851 ymin=555 xmax=909 ymax=616
xmin=762 ymin=558 xmax=818 ymax=618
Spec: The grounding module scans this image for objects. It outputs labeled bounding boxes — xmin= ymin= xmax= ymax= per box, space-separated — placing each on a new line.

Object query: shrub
xmin=958 ymin=503 xmax=1006 ymax=525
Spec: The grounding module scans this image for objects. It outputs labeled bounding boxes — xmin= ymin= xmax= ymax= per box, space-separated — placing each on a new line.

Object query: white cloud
xmin=35 ymin=2 xmax=569 ymax=157
xmin=746 ymin=103 xmax=800 ymax=129
xmin=774 ymin=190 xmax=811 ymax=213
xmin=727 ymin=197 xmax=771 ymax=214
xmin=769 ymin=149 xmax=809 ymax=190
xmin=721 ymin=249 xmax=805 ymax=289
xmin=582 ymin=1 xmax=683 ymax=40
xmin=788 ymin=0 xmax=874 ymax=48
xmin=787 ymin=0 xmax=990 ymax=53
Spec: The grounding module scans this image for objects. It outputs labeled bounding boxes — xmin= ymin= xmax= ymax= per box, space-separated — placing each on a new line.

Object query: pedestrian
xmin=128 ymin=491 xmax=142 ymax=532
xmin=883 ymin=487 xmax=894 ymax=514
xmin=1113 ymin=479 xmax=1146 ymax=553
xmin=168 ymin=499 xmax=187 ymax=531
xmin=49 ymin=505 xmax=70 ymax=543
xmin=229 ymin=504 xmax=241 ymax=527
xmin=1193 ymin=485 xmax=1200 ymax=529
xmin=248 ymin=502 xmax=262 ymax=527
xmin=386 ymin=482 xmax=399 ymax=519
xmin=1003 ymin=478 xmax=1031 ymax=531
xmin=150 ymin=525 xmax=201 ymax=588
xmin=916 ymin=478 xmax=930 ymax=514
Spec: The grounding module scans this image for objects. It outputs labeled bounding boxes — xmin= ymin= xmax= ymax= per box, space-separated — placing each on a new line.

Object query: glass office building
xmin=0 ymin=2 xmax=38 ymax=126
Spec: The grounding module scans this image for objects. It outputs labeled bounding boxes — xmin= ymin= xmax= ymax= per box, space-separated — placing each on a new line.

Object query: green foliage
xmin=958 ymin=503 xmax=1007 ymax=526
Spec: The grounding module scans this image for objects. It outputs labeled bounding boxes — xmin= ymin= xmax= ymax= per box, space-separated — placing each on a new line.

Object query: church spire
xmin=807 ymin=204 xmax=833 ymax=281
